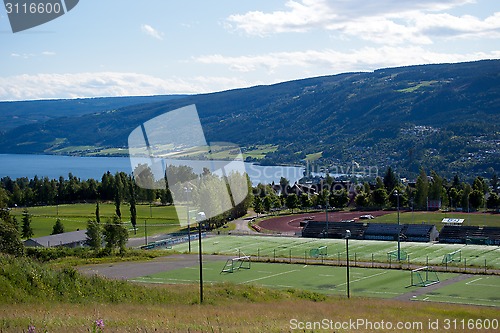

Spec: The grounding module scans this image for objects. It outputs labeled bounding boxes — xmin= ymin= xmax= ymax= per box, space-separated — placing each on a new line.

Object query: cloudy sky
xmin=1 ymin=0 xmax=499 ymax=101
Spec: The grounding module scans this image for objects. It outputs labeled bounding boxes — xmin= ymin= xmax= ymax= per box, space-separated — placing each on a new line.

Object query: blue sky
xmin=0 ymin=0 xmax=499 ymax=101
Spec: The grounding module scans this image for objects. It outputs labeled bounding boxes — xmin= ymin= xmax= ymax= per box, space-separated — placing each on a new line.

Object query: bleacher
xmin=403 ymin=224 xmax=438 ymax=242
xmin=364 ymin=223 xmax=405 ymax=241
xmin=301 ymin=221 xmax=366 ymax=239
xmin=439 ymin=225 xmax=500 ymax=245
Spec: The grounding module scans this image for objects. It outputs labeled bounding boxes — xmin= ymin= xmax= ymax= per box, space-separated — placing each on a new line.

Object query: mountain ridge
xmin=0 ymin=60 xmax=498 ymax=180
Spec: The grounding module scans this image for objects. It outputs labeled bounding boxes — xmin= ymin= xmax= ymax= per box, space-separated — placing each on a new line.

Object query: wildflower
xmin=96 ymin=319 xmax=105 ymax=329
xmin=27 ymin=325 xmax=36 ymax=333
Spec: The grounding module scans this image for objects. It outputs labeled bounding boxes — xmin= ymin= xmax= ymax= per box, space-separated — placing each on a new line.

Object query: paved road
xmin=77 ymin=254 xmax=230 ymax=280
xmin=232 ymin=215 xmax=260 ymax=234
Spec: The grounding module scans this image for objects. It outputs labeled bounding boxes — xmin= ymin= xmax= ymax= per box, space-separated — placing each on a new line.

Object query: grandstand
xmin=439 ymin=225 xmax=500 ymax=245
xmin=301 ymin=221 xmax=365 ymax=239
xmin=302 ymin=221 xmax=439 ymax=243
xmin=404 ymin=224 xmax=439 ymax=242
xmin=364 ymin=223 xmax=404 ymax=241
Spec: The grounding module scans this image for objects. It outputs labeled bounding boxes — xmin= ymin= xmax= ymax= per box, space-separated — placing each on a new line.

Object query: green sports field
xmin=132 ymin=261 xmax=500 ymax=307
xmin=413 ymin=275 xmax=500 ymax=307
xmin=170 ymin=235 xmax=500 ymax=270
xmin=10 ymin=203 xmax=182 ymax=238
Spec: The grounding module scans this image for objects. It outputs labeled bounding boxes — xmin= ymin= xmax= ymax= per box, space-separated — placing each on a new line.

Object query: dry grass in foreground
xmin=0 ymin=296 xmax=498 ymax=333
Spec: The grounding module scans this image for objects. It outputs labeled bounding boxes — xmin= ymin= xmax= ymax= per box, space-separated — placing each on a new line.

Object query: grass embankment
xmin=1 ymin=254 xmax=499 ymax=332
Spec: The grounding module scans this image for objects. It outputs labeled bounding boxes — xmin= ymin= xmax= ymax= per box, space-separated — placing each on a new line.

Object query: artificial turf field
xmin=132 ymin=261 xmax=500 ymax=307
xmin=170 ymin=235 xmax=500 ymax=270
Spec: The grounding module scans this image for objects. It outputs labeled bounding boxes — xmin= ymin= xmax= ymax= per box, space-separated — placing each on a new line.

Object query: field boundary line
xmin=241 ymin=269 xmax=299 ymax=284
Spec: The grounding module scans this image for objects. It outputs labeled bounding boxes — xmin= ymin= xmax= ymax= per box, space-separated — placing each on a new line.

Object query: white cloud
xmin=226 ymin=0 xmax=498 ymax=44
xmin=0 ymin=72 xmax=254 ymax=101
xmin=141 ymin=24 xmax=164 ymax=40
xmin=195 ymin=48 xmax=500 ymax=74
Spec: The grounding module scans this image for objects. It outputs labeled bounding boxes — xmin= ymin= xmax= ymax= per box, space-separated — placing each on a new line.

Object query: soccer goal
xmin=221 ymin=255 xmax=251 ymax=273
xmin=387 ymin=249 xmax=408 ymax=261
xmin=442 ymin=249 xmax=461 ymax=264
xmin=411 ymin=266 xmax=440 ymax=287
xmin=309 ymin=246 xmax=327 ymax=258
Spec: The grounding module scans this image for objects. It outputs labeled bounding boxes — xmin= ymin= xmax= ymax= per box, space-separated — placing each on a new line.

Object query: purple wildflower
xmin=95 ymin=319 xmax=105 ymax=329
xmin=27 ymin=325 xmax=36 ymax=333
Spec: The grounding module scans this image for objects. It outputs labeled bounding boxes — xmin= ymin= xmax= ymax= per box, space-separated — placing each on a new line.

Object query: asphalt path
xmin=77 ymin=254 xmax=229 ymax=280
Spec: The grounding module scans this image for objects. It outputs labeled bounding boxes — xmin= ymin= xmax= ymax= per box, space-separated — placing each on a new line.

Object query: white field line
xmin=240 ymin=269 xmax=299 ymax=284
xmin=416 ymin=294 xmax=498 ymax=304
xmin=337 ymin=271 xmax=388 ymax=287
xmin=465 ymin=276 xmax=500 ymax=288
xmin=466 ymin=277 xmax=483 ymax=285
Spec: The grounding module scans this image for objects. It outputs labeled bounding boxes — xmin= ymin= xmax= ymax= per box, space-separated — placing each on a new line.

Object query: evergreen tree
xmin=355 ymin=193 xmax=370 ymax=208
xmin=300 ymin=193 xmax=312 ymax=211
xmin=486 ymin=192 xmax=500 ymax=210
xmin=469 ymin=190 xmax=484 ymax=210
xmin=103 ymin=215 xmax=128 ymax=255
xmin=114 ymin=187 xmax=122 ymax=219
xmin=85 ymin=219 xmax=102 ymax=251
xmin=95 ymin=201 xmax=101 ymax=224
xmin=285 ymin=193 xmax=299 ymax=213
xmin=51 ymin=218 xmax=65 ymax=235
xmin=491 ymin=173 xmax=499 ymax=194
xmin=263 ymin=195 xmax=273 ymax=213
xmin=371 ymin=188 xmax=388 ymax=208
xmin=415 ymin=168 xmax=429 ymax=209
xmin=129 ymin=180 xmax=137 ymax=234
xmin=21 ymin=209 xmax=34 ymax=239
xmin=383 ymin=167 xmax=398 ymax=193
xmin=330 ymin=189 xmax=349 ymax=209
xmin=428 ymin=171 xmax=443 ymax=201
xmin=253 ymin=196 xmax=264 ymax=216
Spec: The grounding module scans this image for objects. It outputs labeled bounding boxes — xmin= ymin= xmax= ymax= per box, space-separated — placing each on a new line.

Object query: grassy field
xmin=170 ymin=235 xmax=500 ymax=270
xmin=10 ymin=203 xmax=182 ymax=238
xmin=132 ymin=261 xmax=500 ymax=307
xmin=373 ymin=210 xmax=500 ymax=228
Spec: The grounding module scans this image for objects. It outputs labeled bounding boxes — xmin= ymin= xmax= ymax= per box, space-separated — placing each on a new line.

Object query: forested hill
xmin=0 ymin=60 xmax=499 ymax=179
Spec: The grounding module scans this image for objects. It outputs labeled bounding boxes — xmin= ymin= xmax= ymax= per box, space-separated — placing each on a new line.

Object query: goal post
xmin=221 ymin=255 xmax=251 ymax=273
xmin=387 ymin=249 xmax=408 ymax=261
xmin=442 ymin=249 xmax=461 ymax=264
xmin=310 ymin=246 xmax=327 ymax=258
xmin=411 ymin=266 xmax=440 ymax=287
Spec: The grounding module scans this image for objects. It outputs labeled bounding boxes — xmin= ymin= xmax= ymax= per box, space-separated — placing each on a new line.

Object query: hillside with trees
xmin=0 ymin=60 xmax=498 ymax=180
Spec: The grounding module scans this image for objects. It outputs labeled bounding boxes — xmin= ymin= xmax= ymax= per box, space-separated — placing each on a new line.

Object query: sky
xmin=0 ymin=0 xmax=499 ymax=101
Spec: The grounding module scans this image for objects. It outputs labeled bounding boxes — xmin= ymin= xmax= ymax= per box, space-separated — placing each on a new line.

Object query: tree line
xmin=252 ymin=168 xmax=500 ymax=213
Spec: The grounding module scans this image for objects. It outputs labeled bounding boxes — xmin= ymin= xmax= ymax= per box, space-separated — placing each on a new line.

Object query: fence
xmin=235 ymin=247 xmax=499 ymax=275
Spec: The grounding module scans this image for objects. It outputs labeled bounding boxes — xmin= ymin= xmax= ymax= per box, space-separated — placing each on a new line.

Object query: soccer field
xmin=131 ymin=261 xmax=500 ymax=307
xmin=171 ymin=235 xmax=500 ymax=270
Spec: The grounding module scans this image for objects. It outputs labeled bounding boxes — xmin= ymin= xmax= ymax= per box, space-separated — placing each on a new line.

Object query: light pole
xmin=197 ymin=212 xmax=206 ymax=304
xmin=345 ymin=229 xmax=351 ymax=299
xmin=184 ymin=187 xmax=192 ymax=253
xmin=394 ymin=189 xmax=401 ymax=261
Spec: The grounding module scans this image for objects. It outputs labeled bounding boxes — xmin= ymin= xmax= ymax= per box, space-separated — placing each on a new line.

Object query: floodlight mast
xmin=394 ymin=190 xmax=401 ymax=261
xmin=197 ymin=212 xmax=206 ymax=304
xmin=345 ymin=229 xmax=351 ymax=299
xmin=184 ymin=187 xmax=192 ymax=253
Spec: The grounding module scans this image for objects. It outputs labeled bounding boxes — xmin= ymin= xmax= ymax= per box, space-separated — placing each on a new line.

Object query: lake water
xmin=0 ymin=154 xmax=304 ymax=185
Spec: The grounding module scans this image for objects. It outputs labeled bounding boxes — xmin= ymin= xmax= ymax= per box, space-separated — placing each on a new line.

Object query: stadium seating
xmin=302 ymin=221 xmax=440 ymax=243
xmin=403 ymin=224 xmax=437 ymax=242
xmin=364 ymin=223 xmax=404 ymax=241
xmin=439 ymin=225 xmax=500 ymax=245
